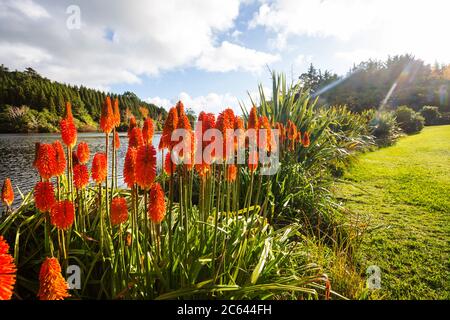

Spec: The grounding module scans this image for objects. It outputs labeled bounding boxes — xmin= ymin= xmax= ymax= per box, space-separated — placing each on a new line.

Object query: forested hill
xmin=299 ymin=54 xmax=450 ymax=113
xmin=0 ymin=65 xmax=167 ymax=133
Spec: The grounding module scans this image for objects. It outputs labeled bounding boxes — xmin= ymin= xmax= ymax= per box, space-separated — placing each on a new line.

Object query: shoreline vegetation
xmin=0 ymin=68 xmax=448 ymax=300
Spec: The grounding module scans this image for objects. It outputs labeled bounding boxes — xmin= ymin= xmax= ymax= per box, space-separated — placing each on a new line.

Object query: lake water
xmin=0 ymin=132 xmax=163 ymax=208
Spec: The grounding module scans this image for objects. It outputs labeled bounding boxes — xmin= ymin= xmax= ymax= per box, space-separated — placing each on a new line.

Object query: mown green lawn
xmin=335 ymin=125 xmax=450 ymax=300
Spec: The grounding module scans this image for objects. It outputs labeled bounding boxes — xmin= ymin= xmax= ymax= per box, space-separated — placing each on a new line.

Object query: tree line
xmin=0 ymin=65 xmax=167 ymax=133
xmin=299 ymin=54 xmax=450 ymax=114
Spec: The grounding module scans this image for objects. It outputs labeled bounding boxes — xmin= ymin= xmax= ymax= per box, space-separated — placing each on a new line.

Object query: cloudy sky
xmin=1 ymin=0 xmax=449 ymax=114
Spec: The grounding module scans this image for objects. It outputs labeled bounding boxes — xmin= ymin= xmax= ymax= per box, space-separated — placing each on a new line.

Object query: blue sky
xmin=1 ymin=0 xmax=449 ymax=115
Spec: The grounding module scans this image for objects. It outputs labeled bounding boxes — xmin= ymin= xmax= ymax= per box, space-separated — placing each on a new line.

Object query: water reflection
xmin=0 ymin=132 xmax=162 ymax=208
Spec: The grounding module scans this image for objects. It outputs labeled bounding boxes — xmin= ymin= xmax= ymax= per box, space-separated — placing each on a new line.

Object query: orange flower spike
xmin=302 ymin=131 xmax=310 ymax=148
xmin=142 ymin=117 xmax=154 ymax=145
xmin=127 ymin=115 xmax=137 ymax=137
xmin=0 ymin=235 xmax=16 ymax=300
xmin=64 ymin=102 xmax=74 ymax=122
xmin=123 ymin=147 xmax=137 ymax=188
xmin=111 ymin=197 xmax=128 ymax=226
xmin=35 ymin=143 xmax=56 ymax=180
xmin=148 ymin=183 xmax=166 ymax=224
xmin=37 ymin=257 xmax=70 ymax=300
xmin=1 ymin=178 xmax=14 ymax=207
xmin=234 ymin=116 xmax=245 ymax=149
xmin=197 ymin=112 xmax=216 ymax=157
xmin=60 ymin=118 xmax=77 ymax=148
xmin=158 ymin=107 xmax=178 ymax=150
xmin=100 ymin=96 xmax=115 ymax=134
xmin=248 ymin=106 xmax=259 ymax=130
xmin=52 ymin=141 xmax=66 ymax=176
xmin=91 ymin=152 xmax=107 ymax=184
xmin=176 ymin=100 xmax=185 ymax=117
xmin=76 ymin=142 xmax=90 ymax=165
xmin=113 ymin=98 xmax=121 ymax=127
xmin=34 ymin=182 xmax=55 ymax=212
xmin=164 ymin=152 xmax=176 ymax=176
xmin=216 ymin=108 xmax=235 ymax=159
xmin=50 ymin=200 xmax=75 ymax=230
xmin=175 ymin=114 xmax=193 ymax=163
xmin=258 ymin=116 xmax=272 ymax=151
xmin=114 ymin=131 xmax=120 ymax=150
xmin=226 ymin=164 xmax=237 ymax=182
xmin=128 ymin=127 xmax=144 ymax=149
xmin=73 ymin=164 xmax=89 ymax=189
xmin=287 ymin=120 xmax=298 ymax=140
xmin=135 ymin=145 xmax=157 ymax=190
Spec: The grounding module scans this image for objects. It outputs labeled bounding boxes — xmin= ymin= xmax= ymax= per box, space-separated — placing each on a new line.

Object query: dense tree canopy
xmin=0 ymin=65 xmax=167 ymax=133
xmin=299 ymin=55 xmax=450 ymax=113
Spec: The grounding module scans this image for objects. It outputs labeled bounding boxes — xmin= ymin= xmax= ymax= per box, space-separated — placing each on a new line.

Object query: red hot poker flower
xmin=135 ymin=145 xmax=157 ymax=190
xmin=64 ymin=102 xmax=74 ymax=122
xmin=158 ymin=107 xmax=178 ymax=150
xmin=123 ymin=147 xmax=137 ymax=188
xmin=302 ymin=131 xmax=310 ymax=147
xmin=176 ymin=100 xmax=185 ymax=117
xmin=111 ymin=197 xmax=128 ymax=226
xmin=73 ymin=164 xmax=89 ymax=189
xmin=113 ymin=98 xmax=121 ymax=127
xmin=0 ymin=235 xmax=16 ymax=300
xmin=196 ymin=112 xmax=216 ymax=159
xmin=287 ymin=120 xmax=297 ymax=140
xmin=128 ymin=127 xmax=144 ymax=149
xmin=1 ymin=178 xmax=14 ymax=207
xmin=50 ymin=200 xmax=75 ymax=230
xmin=175 ymin=114 xmax=193 ymax=165
xmin=114 ymin=131 xmax=120 ymax=150
xmin=216 ymin=108 xmax=235 ymax=160
xmin=148 ymin=183 xmax=166 ymax=224
xmin=76 ymin=142 xmax=90 ymax=165
xmin=127 ymin=115 xmax=137 ymax=137
xmin=52 ymin=141 xmax=66 ymax=176
xmin=100 ymin=96 xmax=115 ymax=134
xmin=248 ymin=106 xmax=259 ymax=130
xmin=91 ymin=152 xmax=107 ymax=184
xmin=34 ymin=182 xmax=55 ymax=212
xmin=258 ymin=116 xmax=272 ymax=152
xmin=60 ymin=118 xmax=77 ymax=148
xmin=164 ymin=152 xmax=176 ymax=176
xmin=35 ymin=143 xmax=56 ymax=180
xmin=142 ymin=118 xmax=154 ymax=145
xmin=37 ymin=257 xmax=70 ymax=300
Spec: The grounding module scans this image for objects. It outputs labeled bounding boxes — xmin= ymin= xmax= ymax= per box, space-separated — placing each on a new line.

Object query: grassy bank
xmin=335 ymin=125 xmax=450 ymax=299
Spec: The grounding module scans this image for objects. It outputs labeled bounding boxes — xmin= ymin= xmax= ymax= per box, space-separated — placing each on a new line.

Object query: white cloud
xmin=196 ymin=41 xmax=279 ymax=73
xmin=146 ymin=96 xmax=172 ymax=110
xmin=294 ymin=54 xmax=312 ymax=68
xmin=250 ymin=0 xmax=450 ymax=64
xmin=0 ymin=0 xmax=276 ymax=88
xmin=0 ymin=0 xmax=50 ymax=19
